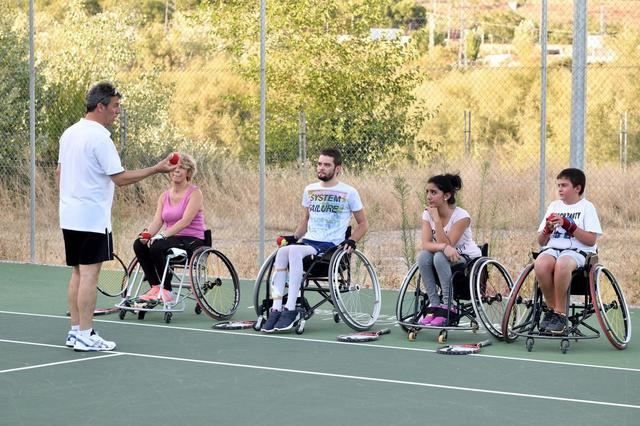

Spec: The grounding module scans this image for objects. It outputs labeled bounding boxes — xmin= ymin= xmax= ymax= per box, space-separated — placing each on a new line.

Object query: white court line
xmin=1 ymin=309 xmax=639 ymax=373
xmin=2 ymin=338 xmax=638 ymax=410
xmin=0 ymin=340 xmax=121 ymax=374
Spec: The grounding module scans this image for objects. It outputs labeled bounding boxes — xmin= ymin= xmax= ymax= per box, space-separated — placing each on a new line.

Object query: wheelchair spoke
xmin=190 ymin=248 xmax=240 ymax=320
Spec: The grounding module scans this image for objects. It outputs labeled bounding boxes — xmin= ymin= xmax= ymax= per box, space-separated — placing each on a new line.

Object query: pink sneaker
xmin=429 ymin=316 xmax=448 ymax=327
xmin=160 ymin=289 xmax=175 ymax=303
xmin=419 ymin=314 xmax=435 ymax=325
xmin=140 ymin=285 xmax=160 ymax=301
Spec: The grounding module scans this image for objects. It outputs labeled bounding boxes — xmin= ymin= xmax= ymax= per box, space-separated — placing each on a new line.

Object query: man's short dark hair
xmin=85 ymin=82 xmax=121 ymax=113
xmin=557 ymin=168 xmax=586 ymax=195
xmin=319 ymin=148 xmax=342 ymax=166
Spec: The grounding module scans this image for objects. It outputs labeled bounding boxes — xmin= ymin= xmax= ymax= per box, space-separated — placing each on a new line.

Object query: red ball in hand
xmin=169 ymin=152 xmax=180 ymax=165
xmin=276 ymin=236 xmax=287 ymax=247
xmin=141 ymin=231 xmax=151 ymax=240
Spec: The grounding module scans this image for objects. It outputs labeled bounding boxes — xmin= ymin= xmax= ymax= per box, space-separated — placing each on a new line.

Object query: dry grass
xmin=3 ymin=160 xmax=638 ymax=304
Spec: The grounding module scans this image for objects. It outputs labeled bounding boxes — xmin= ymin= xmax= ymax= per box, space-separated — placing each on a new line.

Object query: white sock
xmin=272 ymin=299 xmax=283 ymax=311
xmin=71 ymin=325 xmax=79 ymax=332
xmin=78 ymin=329 xmax=92 ymax=338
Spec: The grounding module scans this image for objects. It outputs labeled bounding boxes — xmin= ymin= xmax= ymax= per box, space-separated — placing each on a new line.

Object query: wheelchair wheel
xmin=590 ymin=265 xmax=631 ymax=350
xmin=501 ymin=263 xmax=541 ymax=342
xmin=328 ymin=248 xmax=381 ymax=331
xmin=395 ymin=263 xmax=428 ymax=333
xmin=470 ymin=258 xmax=513 ymax=340
xmin=122 ymin=257 xmax=144 ymax=298
xmin=253 ymin=251 xmax=277 ymax=317
xmin=190 ymin=247 xmax=240 ymax=320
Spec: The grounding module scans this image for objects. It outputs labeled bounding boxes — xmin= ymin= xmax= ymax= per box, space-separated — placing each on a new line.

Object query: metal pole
xmin=29 ymin=0 xmax=36 ymax=263
xmin=539 ymin=0 xmax=548 ymax=222
xmin=258 ymin=0 xmax=266 ymax=266
xmin=570 ymin=0 xmax=587 ymax=169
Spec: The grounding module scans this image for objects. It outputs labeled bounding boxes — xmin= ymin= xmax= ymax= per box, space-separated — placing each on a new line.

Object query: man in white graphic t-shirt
xmin=535 ymin=168 xmax=602 ymax=335
xmin=262 ymin=148 xmax=369 ymax=333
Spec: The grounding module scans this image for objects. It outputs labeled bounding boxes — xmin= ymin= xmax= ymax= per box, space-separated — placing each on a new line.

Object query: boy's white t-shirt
xmin=422 ymin=207 xmax=482 ymax=258
xmin=537 ymin=198 xmax=602 ymax=253
xmin=302 ymin=181 xmax=363 ymax=245
xmin=58 ymin=118 xmax=125 ymax=233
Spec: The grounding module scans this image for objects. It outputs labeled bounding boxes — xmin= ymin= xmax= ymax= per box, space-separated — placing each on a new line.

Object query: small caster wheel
xmin=253 ymin=317 xmax=264 ymax=331
xmin=560 ymin=339 xmax=569 ymax=354
xmin=471 ymin=320 xmax=479 ymax=332
xmin=138 ymin=310 xmax=146 ymax=320
xmin=333 ymin=313 xmax=340 ymax=323
xmin=437 ymin=330 xmax=448 ymax=344
xmin=118 ymin=309 xmax=126 ymax=320
xmin=164 ymin=312 xmax=172 ymax=323
xmin=195 ymin=305 xmax=202 ymax=315
xmin=526 ymin=337 xmax=534 ymax=352
xmin=408 ymin=331 xmax=417 ymax=341
xmin=295 ymin=320 xmax=305 ymax=335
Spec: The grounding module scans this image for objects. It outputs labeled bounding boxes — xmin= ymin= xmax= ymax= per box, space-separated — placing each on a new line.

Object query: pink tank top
xmin=161 ymin=185 xmax=205 ymax=240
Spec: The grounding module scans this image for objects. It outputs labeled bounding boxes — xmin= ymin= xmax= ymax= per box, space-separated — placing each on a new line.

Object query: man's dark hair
xmin=319 ymin=148 xmax=342 ymax=166
xmin=557 ymin=168 xmax=586 ymax=195
xmin=85 ymin=82 xmax=121 ymax=113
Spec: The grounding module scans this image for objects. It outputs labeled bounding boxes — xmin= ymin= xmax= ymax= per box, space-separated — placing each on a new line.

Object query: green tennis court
xmin=1 ymin=262 xmax=638 ymax=426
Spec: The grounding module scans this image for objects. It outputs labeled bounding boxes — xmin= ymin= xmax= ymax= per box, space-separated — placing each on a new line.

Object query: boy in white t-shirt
xmin=535 ymin=168 xmax=602 ymax=335
xmin=261 ymin=148 xmax=369 ymax=333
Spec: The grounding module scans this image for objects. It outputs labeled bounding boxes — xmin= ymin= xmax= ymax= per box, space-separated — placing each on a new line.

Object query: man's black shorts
xmin=62 ymin=229 xmax=113 ymax=266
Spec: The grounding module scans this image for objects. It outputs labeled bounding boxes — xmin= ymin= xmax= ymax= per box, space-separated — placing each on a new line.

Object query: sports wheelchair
xmin=501 ymin=251 xmax=631 ymax=353
xmin=252 ymin=237 xmax=382 ymax=334
xmin=116 ymin=230 xmax=240 ymax=323
xmin=395 ymin=244 xmax=513 ymax=343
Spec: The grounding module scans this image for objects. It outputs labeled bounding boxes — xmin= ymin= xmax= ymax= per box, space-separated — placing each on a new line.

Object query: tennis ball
xmin=141 ymin=231 xmax=151 ymax=240
xmin=169 ymin=152 xmax=180 ymax=165
xmin=276 ymin=236 xmax=287 ymax=247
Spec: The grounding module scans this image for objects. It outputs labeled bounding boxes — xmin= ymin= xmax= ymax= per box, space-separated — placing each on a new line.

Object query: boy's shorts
xmin=62 ymin=229 xmax=113 ymax=266
xmin=539 ymin=248 xmax=587 ymax=268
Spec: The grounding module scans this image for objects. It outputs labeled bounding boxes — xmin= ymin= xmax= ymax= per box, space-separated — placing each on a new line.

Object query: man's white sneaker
xmin=65 ymin=331 xmax=77 ymax=348
xmin=73 ymin=333 xmax=116 ymax=352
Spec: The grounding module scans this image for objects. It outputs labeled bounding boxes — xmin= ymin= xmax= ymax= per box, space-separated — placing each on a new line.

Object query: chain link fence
xmin=1 ymin=0 xmax=638 ymax=303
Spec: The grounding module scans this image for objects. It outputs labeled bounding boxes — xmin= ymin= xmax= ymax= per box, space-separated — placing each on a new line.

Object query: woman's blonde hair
xmin=178 ymin=153 xmax=197 ymax=181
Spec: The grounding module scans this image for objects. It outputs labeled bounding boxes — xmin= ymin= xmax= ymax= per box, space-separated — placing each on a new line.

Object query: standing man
xmin=262 ymin=147 xmax=369 ymax=333
xmin=57 ymin=82 xmax=176 ymax=351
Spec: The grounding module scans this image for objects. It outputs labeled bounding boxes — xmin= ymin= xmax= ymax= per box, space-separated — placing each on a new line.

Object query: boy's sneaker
xmin=261 ymin=310 xmax=282 ymax=333
xmin=418 ymin=314 xmax=435 ymax=326
xmin=547 ymin=313 xmax=568 ymax=335
xmin=140 ymin=285 xmax=160 ymax=301
xmin=65 ymin=331 xmax=77 ymax=348
xmin=160 ymin=289 xmax=175 ymax=303
xmin=273 ymin=308 xmax=300 ymax=332
xmin=74 ymin=332 xmax=117 ymax=352
xmin=539 ymin=309 xmax=555 ymax=332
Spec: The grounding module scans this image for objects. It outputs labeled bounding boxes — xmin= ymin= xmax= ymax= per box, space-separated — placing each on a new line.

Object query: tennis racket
xmin=65 ymin=307 xmax=119 ymax=317
xmin=336 ymin=328 xmax=391 ymax=342
xmin=436 ymin=339 xmax=492 ymax=355
xmin=97 ymin=253 xmax=128 ymax=297
xmin=212 ymin=320 xmax=256 ymax=330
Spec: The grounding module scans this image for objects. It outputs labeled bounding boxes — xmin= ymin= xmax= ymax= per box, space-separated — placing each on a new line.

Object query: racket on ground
xmin=336 ymin=328 xmax=391 ymax=343
xmin=436 ymin=339 xmax=492 ymax=355
xmin=97 ymin=253 xmax=128 ymax=297
xmin=65 ymin=307 xmax=119 ymax=317
xmin=212 ymin=320 xmax=256 ymax=330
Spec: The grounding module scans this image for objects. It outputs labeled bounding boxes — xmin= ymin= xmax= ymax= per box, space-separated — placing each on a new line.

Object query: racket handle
xmin=378 ymin=328 xmax=391 ymax=336
xmin=478 ymin=339 xmax=492 ymax=347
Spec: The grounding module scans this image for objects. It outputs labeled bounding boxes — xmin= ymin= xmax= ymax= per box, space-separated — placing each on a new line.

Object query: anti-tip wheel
xmin=526 ymin=337 xmax=534 ymax=352
xmin=408 ymin=331 xmax=417 ymax=341
xmin=437 ymin=331 xmax=448 ymax=344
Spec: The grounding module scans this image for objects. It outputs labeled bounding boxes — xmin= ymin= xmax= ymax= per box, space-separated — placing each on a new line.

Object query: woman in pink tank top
xmin=132 ymin=153 xmax=207 ymax=302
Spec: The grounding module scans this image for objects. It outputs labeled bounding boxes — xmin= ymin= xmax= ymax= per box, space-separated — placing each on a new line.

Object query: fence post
xmin=298 ymin=110 xmax=307 ymax=167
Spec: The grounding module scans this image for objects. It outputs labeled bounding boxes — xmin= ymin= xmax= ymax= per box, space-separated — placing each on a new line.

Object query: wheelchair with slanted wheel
xmin=116 ymin=230 xmax=240 ymax=323
xmin=501 ymin=251 xmax=631 ymax=353
xmin=396 ymin=244 xmax=513 ymax=343
xmin=253 ymin=236 xmax=381 ymax=334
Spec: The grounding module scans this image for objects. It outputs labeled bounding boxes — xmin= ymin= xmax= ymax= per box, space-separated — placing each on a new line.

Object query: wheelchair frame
xmin=395 ymin=244 xmax=514 ymax=343
xmin=501 ymin=252 xmax=632 ymax=353
xmin=116 ymin=231 xmax=240 ymax=323
xmin=252 ymin=244 xmax=382 ymax=334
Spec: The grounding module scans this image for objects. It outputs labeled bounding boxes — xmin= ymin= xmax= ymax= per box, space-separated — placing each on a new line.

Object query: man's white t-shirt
xmin=538 ymin=198 xmax=602 ymax=253
xmin=422 ymin=207 xmax=482 ymax=258
xmin=58 ymin=118 xmax=125 ymax=233
xmin=302 ymin=181 xmax=363 ymax=245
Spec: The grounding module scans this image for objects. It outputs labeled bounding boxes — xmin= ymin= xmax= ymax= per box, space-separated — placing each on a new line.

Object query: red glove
xmin=542 ymin=214 xmax=556 ymax=235
xmin=560 ymin=216 xmax=577 ymax=236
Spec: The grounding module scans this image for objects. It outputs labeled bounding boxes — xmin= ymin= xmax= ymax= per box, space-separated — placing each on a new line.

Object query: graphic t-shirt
xmin=302 ymin=182 xmax=363 ymax=245
xmin=422 ymin=207 xmax=482 ymax=258
xmin=538 ymin=198 xmax=602 ymax=252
